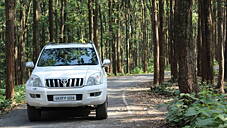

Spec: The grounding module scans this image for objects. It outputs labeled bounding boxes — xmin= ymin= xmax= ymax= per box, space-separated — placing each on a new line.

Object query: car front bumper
xmin=26 ymin=84 xmax=107 ymax=108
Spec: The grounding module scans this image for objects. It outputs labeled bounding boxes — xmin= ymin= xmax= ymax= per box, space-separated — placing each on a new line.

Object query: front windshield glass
xmin=37 ymin=48 xmax=98 ymax=66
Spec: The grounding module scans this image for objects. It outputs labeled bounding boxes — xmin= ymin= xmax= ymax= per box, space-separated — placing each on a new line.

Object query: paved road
xmin=0 ymin=74 xmax=167 ymax=128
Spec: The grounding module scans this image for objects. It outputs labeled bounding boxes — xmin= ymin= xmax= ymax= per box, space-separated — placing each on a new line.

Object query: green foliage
xmin=0 ymin=85 xmax=25 ymax=112
xmin=0 ymin=95 xmax=12 ymax=111
xmin=151 ymin=82 xmax=180 ymax=96
xmin=131 ymin=67 xmax=144 ymax=74
xmin=14 ymin=85 xmax=25 ymax=103
xmin=147 ymin=65 xmax=154 ymax=73
xmin=166 ymin=86 xmax=227 ymax=128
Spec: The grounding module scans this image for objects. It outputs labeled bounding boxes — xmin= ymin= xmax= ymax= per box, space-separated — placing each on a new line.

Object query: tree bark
xmin=217 ymin=0 xmax=225 ymax=93
xmin=88 ymin=0 xmax=93 ymax=41
xmin=59 ymin=0 xmax=65 ymax=43
xmin=152 ymin=0 xmax=160 ymax=86
xmin=54 ymin=0 xmax=59 ymax=43
xmin=93 ymin=0 xmax=99 ymax=50
xmin=169 ymin=0 xmax=178 ymax=82
xmin=197 ymin=0 xmax=202 ymax=76
xmin=159 ymin=0 xmax=165 ymax=83
xmin=49 ymin=0 xmax=54 ymax=42
xmin=32 ymin=0 xmax=40 ymax=62
xmin=5 ymin=0 xmax=16 ymax=99
xmin=142 ymin=0 xmax=148 ymax=73
xmin=201 ymin=0 xmax=214 ymax=84
xmin=17 ymin=1 xmax=30 ymax=85
xmin=99 ymin=5 xmax=104 ymax=60
xmin=175 ymin=0 xmax=198 ymax=93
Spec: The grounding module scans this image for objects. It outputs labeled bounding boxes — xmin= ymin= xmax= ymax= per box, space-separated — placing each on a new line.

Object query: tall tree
xmin=217 ymin=0 xmax=225 ymax=93
xmin=152 ymin=0 xmax=160 ymax=86
xmin=49 ymin=0 xmax=54 ymax=42
xmin=88 ymin=0 xmax=93 ymax=41
xmin=169 ymin=0 xmax=178 ymax=82
xmin=175 ymin=0 xmax=198 ymax=93
xmin=32 ymin=0 xmax=40 ymax=62
xmin=5 ymin=0 xmax=16 ymax=99
xmin=59 ymin=0 xmax=65 ymax=43
xmin=197 ymin=0 xmax=202 ymax=76
xmin=200 ymin=0 xmax=214 ymax=84
xmin=159 ymin=0 xmax=165 ymax=83
xmin=17 ymin=0 xmax=31 ymax=85
xmin=142 ymin=0 xmax=148 ymax=73
xmin=93 ymin=0 xmax=99 ymax=49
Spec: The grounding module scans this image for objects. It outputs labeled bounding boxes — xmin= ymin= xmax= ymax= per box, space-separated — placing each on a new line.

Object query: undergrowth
xmin=0 ymin=85 xmax=25 ymax=113
xmin=158 ymin=83 xmax=227 ymax=128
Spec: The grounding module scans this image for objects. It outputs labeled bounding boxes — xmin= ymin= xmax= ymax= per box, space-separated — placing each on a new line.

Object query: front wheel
xmin=96 ymin=101 xmax=108 ymax=120
xmin=27 ymin=105 xmax=41 ymax=121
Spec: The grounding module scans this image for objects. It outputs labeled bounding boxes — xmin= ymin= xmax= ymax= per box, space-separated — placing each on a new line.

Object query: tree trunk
xmin=17 ymin=2 xmax=29 ymax=85
xmin=169 ymin=0 xmax=178 ymax=82
xmin=201 ymin=0 xmax=214 ymax=84
xmin=125 ymin=1 xmax=130 ymax=74
xmin=49 ymin=0 xmax=54 ymax=42
xmin=197 ymin=0 xmax=202 ymax=76
xmin=59 ymin=0 xmax=65 ymax=43
xmin=32 ymin=0 xmax=40 ymax=62
xmin=63 ymin=0 xmax=67 ymax=42
xmin=142 ymin=0 xmax=148 ymax=72
xmin=159 ymin=0 xmax=165 ymax=83
xmin=225 ymin=1 xmax=227 ymax=80
xmin=217 ymin=0 xmax=225 ymax=93
xmin=175 ymin=0 xmax=198 ymax=93
xmin=5 ymin=0 xmax=16 ymax=99
xmin=99 ymin=5 xmax=104 ymax=60
xmin=54 ymin=0 xmax=59 ymax=43
xmin=152 ymin=0 xmax=160 ymax=86
xmin=88 ymin=0 xmax=93 ymax=41
xmin=93 ymin=0 xmax=99 ymax=50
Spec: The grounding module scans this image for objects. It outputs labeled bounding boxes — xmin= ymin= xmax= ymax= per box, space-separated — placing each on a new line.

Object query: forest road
xmin=0 ymin=74 xmax=168 ymax=128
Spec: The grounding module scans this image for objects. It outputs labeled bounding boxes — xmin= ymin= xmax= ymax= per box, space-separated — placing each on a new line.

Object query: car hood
xmin=31 ymin=66 xmax=102 ymax=80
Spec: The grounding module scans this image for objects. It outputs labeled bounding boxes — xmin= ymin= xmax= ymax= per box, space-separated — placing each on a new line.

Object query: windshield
xmin=37 ymin=48 xmax=98 ymax=66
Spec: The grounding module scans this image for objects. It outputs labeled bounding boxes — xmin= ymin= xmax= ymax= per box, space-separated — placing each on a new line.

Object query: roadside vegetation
xmin=151 ymin=82 xmax=227 ymax=128
xmin=0 ymin=84 xmax=25 ymax=114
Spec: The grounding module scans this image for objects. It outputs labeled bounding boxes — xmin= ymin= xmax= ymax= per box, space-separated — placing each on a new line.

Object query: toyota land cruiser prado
xmin=25 ymin=43 xmax=110 ymax=121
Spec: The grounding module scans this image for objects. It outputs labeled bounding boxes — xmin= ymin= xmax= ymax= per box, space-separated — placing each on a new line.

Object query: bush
xmin=0 ymin=95 xmax=12 ymax=110
xmin=0 ymin=85 xmax=25 ymax=112
xmin=166 ymin=86 xmax=227 ymax=128
xmin=151 ymin=82 xmax=180 ymax=96
xmin=131 ymin=67 xmax=144 ymax=74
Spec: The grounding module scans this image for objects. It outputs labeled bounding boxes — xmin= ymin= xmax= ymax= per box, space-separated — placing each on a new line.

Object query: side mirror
xmin=25 ymin=61 xmax=34 ymax=68
xmin=102 ymin=59 xmax=111 ymax=67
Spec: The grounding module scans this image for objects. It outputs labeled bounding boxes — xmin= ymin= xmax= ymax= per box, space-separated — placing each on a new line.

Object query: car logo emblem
xmin=61 ymin=79 xmax=68 ymax=87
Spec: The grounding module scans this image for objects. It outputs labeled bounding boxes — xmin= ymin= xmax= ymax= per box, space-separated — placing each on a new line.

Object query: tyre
xmin=96 ymin=101 xmax=108 ymax=120
xmin=27 ymin=105 xmax=41 ymax=121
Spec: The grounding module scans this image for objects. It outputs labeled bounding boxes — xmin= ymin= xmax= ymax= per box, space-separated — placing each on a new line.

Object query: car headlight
xmin=86 ymin=72 xmax=103 ymax=86
xmin=27 ymin=75 xmax=43 ymax=87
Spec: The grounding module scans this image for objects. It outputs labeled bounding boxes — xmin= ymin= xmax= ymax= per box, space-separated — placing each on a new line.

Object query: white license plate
xmin=53 ymin=95 xmax=76 ymax=102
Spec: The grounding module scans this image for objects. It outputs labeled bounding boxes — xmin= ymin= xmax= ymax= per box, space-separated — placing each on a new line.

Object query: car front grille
xmin=45 ymin=78 xmax=84 ymax=88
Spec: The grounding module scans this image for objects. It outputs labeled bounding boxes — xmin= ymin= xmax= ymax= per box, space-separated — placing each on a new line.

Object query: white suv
xmin=25 ymin=43 xmax=110 ymax=121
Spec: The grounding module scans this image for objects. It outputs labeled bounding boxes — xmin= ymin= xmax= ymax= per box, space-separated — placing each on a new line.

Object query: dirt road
xmin=0 ymin=74 xmax=168 ymax=128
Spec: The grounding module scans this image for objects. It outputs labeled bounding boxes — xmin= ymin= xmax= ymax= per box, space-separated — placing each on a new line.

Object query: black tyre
xmin=96 ymin=101 xmax=108 ymax=120
xmin=27 ymin=105 xmax=41 ymax=121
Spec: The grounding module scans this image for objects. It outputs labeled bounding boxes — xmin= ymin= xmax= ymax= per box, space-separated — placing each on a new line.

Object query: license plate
xmin=53 ymin=95 xmax=76 ymax=102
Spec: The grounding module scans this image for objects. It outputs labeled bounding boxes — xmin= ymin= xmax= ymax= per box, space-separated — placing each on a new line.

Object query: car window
xmin=37 ymin=48 xmax=98 ymax=66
